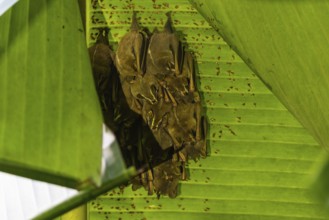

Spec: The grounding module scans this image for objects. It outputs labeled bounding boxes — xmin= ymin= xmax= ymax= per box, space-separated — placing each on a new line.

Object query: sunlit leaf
xmin=86 ymin=1 xmax=328 ymax=219
xmin=0 ymin=0 xmax=102 ymax=188
xmin=190 ymin=0 xmax=329 ymax=151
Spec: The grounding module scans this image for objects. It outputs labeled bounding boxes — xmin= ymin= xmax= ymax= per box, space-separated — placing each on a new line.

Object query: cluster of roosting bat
xmin=88 ymin=12 xmax=207 ymax=198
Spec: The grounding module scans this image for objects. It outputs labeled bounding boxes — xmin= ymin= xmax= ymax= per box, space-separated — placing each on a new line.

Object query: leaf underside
xmin=0 ymin=0 xmax=102 ymax=188
xmin=86 ymin=0 xmax=327 ymax=219
xmin=190 ymin=0 xmax=329 ymax=152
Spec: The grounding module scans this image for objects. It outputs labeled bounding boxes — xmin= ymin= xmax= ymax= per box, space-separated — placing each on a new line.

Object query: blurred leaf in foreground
xmin=0 ymin=0 xmax=102 ymax=188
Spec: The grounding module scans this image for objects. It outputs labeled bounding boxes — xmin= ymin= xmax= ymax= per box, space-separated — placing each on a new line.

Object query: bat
xmin=90 ymin=12 xmax=208 ymax=199
xmin=153 ymin=160 xmax=181 ymax=198
xmin=125 ymin=12 xmax=208 ymax=197
xmin=88 ymin=28 xmax=144 ymax=169
xmin=115 ymin=12 xmax=148 ymax=76
xmin=144 ymin=13 xmax=206 ymax=156
xmin=88 ymin=28 xmax=117 ymax=130
xmin=115 ymin=12 xmax=150 ymax=114
xmin=142 ymin=13 xmax=208 ymax=193
xmin=147 ymin=12 xmax=184 ymax=79
xmin=114 ymin=12 xmax=172 ymax=195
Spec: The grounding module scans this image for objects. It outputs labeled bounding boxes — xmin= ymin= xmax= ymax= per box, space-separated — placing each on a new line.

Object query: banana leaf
xmin=0 ymin=0 xmax=19 ymax=16
xmin=0 ymin=0 xmax=138 ymax=219
xmin=190 ymin=0 xmax=329 ymax=152
xmin=86 ymin=0 xmax=328 ymax=219
xmin=0 ymin=0 xmax=103 ymax=188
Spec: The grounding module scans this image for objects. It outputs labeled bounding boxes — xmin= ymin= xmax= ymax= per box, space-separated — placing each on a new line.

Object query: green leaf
xmin=34 ymin=167 xmax=136 ymax=220
xmin=0 ymin=0 xmax=103 ymax=188
xmin=312 ymin=156 xmax=329 ymax=213
xmin=86 ymin=0 xmax=328 ymax=219
xmin=190 ymin=0 xmax=329 ymax=151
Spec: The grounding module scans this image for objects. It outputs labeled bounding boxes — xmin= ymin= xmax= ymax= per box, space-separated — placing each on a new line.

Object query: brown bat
xmin=123 ymin=13 xmax=182 ymax=110
xmin=89 ymin=28 xmax=145 ymax=169
xmin=147 ymin=11 xmax=184 ymax=79
xmin=160 ymin=51 xmax=196 ymax=104
xmin=141 ymin=90 xmax=197 ymax=184
xmin=115 ymin=12 xmax=149 ymax=114
xmin=116 ymin=12 xmax=148 ymax=75
xmin=172 ymin=51 xmax=207 ymax=160
xmin=130 ymin=72 xmax=159 ymax=106
xmin=145 ymin=51 xmax=205 ymax=157
xmin=133 ymin=153 xmax=183 ymax=198
xmin=140 ymin=12 xmax=207 ymax=186
xmin=95 ymin=12 xmax=207 ymax=198
xmin=139 ymin=12 xmax=184 ymax=149
xmin=130 ymin=121 xmax=176 ymax=196
xmin=142 ymin=96 xmax=175 ymax=150
xmin=152 ymin=160 xmax=182 ymax=198
xmin=88 ymin=28 xmax=117 ymax=130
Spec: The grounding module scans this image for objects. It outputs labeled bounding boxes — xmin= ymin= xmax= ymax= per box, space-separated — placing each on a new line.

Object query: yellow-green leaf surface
xmin=190 ymin=0 xmax=329 ymax=151
xmin=0 ymin=0 xmax=102 ymax=188
xmin=86 ymin=0 xmax=328 ymax=219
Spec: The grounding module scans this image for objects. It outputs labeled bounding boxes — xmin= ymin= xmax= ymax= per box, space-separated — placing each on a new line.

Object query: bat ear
xmin=152 ymin=27 xmax=159 ymax=33
xmin=103 ymin=27 xmax=110 ymax=35
xmin=131 ymin=11 xmax=139 ymax=31
xmin=96 ymin=28 xmax=110 ymax=45
xmin=164 ymin=11 xmax=174 ymax=33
